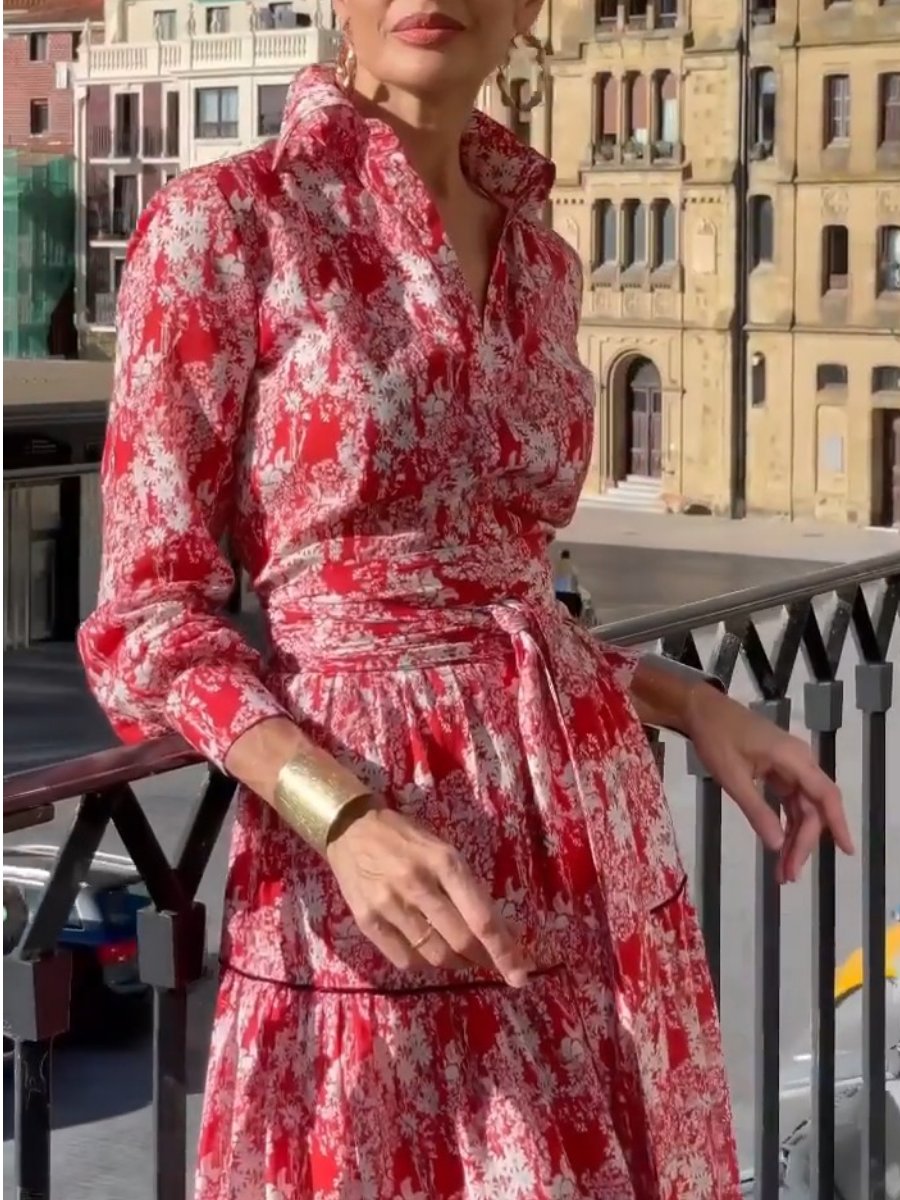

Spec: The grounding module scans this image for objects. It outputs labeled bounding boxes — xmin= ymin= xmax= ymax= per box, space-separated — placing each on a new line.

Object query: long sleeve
xmin=78 ymin=170 xmax=288 ymax=769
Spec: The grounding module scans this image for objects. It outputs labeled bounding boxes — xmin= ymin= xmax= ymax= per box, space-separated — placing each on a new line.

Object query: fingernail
xmin=506 ymin=968 xmax=530 ymax=989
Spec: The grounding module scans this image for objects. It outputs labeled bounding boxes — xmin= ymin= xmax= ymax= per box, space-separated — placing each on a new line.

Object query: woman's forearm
xmin=224 ymin=716 xmax=315 ymax=803
xmin=628 ymin=655 xmax=722 ymax=738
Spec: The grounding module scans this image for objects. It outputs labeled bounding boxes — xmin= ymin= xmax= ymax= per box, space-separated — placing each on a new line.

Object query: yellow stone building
xmin=485 ymin=0 xmax=900 ymax=526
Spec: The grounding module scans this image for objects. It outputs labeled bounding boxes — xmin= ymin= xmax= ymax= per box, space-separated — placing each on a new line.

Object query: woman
xmin=79 ymin=2 xmax=853 ymax=1196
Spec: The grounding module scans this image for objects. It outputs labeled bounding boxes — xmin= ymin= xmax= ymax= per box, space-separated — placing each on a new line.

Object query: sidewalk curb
xmin=563 ymin=500 xmax=900 ymax=563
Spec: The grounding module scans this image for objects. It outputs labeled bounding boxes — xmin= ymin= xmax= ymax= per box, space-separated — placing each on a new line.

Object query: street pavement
xmin=3 ymin=537 xmax=899 ymax=1198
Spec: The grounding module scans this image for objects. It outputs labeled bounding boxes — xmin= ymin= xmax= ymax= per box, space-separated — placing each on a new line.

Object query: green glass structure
xmin=3 ymin=150 xmax=76 ymax=359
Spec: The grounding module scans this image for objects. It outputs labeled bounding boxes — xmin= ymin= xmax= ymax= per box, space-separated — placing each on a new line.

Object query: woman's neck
xmin=350 ymin=71 xmax=477 ymax=200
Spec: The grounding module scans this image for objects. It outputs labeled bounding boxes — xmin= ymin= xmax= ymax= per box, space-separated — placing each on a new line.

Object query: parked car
xmin=3 ymin=845 xmax=152 ymax=1056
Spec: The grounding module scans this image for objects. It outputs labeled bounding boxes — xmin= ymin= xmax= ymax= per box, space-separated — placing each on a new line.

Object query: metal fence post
xmin=751 ymin=695 xmax=790 ymax=1200
xmin=804 ymin=678 xmax=843 ymax=1200
xmin=856 ymin=660 xmax=893 ymax=1200
xmin=687 ymin=742 xmax=723 ymax=1005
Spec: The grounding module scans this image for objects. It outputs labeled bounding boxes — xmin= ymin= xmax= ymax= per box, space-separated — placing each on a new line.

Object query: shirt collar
xmin=273 ymin=65 xmax=555 ymax=214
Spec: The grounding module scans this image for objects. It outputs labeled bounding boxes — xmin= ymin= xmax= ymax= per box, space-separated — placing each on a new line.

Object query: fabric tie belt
xmin=267 ymin=591 xmax=683 ymax=920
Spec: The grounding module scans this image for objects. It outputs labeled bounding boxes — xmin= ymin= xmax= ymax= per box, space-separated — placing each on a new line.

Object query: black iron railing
xmin=4 ymin=551 xmax=899 ymax=1199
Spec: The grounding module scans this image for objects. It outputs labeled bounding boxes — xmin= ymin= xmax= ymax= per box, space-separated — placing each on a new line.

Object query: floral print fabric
xmin=79 ymin=66 xmax=740 ymax=1199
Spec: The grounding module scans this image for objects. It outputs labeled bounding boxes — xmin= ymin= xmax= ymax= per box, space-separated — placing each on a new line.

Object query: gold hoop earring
xmin=335 ymin=22 xmax=357 ymax=92
xmin=496 ymin=32 xmax=547 ymax=113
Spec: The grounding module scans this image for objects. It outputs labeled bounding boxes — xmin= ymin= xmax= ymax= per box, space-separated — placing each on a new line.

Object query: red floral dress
xmin=79 ymin=66 xmax=740 ymax=1200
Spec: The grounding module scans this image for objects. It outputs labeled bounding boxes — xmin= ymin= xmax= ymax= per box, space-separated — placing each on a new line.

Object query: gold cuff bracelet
xmin=272 ymin=746 xmax=373 ymax=855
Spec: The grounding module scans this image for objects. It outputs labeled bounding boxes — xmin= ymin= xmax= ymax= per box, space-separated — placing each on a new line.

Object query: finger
xmin=781 ymin=797 xmax=824 ymax=884
xmin=354 ymin=908 xmax=431 ymax=972
xmin=413 ymin=891 xmax=495 ymax=971
xmin=387 ymin=901 xmax=471 ymax=972
xmin=387 ymin=853 xmax=494 ymax=970
xmin=433 ymin=850 xmax=532 ymax=987
xmin=723 ymin=760 xmax=785 ymax=854
xmin=775 ymin=799 xmax=803 ymax=885
xmin=776 ymin=797 xmax=802 ymax=884
xmin=788 ymin=758 xmax=854 ymax=856
xmin=777 ymin=796 xmax=806 ymax=883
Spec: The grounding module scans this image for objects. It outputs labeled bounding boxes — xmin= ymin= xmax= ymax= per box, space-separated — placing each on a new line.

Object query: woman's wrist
xmin=630 ymin=654 xmax=725 ymax=738
xmin=273 ymin=750 xmax=374 ymax=855
xmin=224 ymin=716 xmax=375 ymax=853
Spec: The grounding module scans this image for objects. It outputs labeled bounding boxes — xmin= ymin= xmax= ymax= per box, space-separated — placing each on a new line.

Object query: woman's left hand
xmin=684 ymin=685 xmax=854 ymax=883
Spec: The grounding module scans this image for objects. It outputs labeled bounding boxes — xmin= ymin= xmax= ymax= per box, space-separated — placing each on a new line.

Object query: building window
xmin=657 ymin=0 xmax=678 ymax=28
xmin=749 ymin=195 xmax=774 ymax=266
xmin=877 ymin=225 xmax=900 ymax=293
xmin=205 ymin=5 xmax=230 ymax=32
xmin=112 ymin=175 xmax=139 ymax=237
xmin=596 ymin=0 xmax=618 ymax=28
xmin=751 ymin=68 xmax=776 ymax=154
xmin=816 ymin=363 xmax=847 ymax=390
xmin=28 ymin=32 xmax=49 ymax=61
xmin=750 ymin=0 xmax=776 ymax=23
xmin=652 ymin=200 xmax=676 ymax=266
xmin=872 ymin=366 xmax=900 ymax=392
xmin=72 ymin=29 xmax=82 ymax=57
xmin=165 ymin=89 xmax=180 ymax=156
xmin=821 ymin=224 xmax=849 ymax=292
xmin=268 ymin=2 xmax=297 ymax=25
xmin=824 ymin=74 xmax=851 ymax=144
xmin=154 ymin=9 xmax=177 ymax=39
xmin=29 ymin=99 xmax=49 ymax=135
xmin=593 ymin=200 xmax=617 ymax=267
xmin=258 ymin=84 xmax=288 ymax=137
xmin=879 ymin=73 xmax=900 ymax=145
xmin=627 ymin=0 xmax=648 ymax=25
xmin=624 ymin=73 xmax=648 ymax=155
xmin=195 ymin=87 xmax=239 ymax=139
xmin=113 ymin=92 xmax=139 ymax=157
xmin=751 ymin=353 xmax=767 ymax=407
xmin=655 ymin=70 xmax=679 ymax=151
xmin=623 ymin=200 xmax=647 ymax=266
xmin=594 ymin=72 xmax=618 ymax=158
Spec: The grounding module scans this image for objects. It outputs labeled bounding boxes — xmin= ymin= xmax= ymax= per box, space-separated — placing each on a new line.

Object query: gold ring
xmin=410 ymin=924 xmax=434 ymax=952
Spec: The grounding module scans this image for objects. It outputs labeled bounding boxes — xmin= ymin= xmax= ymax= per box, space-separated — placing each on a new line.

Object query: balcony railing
xmin=585 ymin=137 xmax=683 ymax=168
xmin=141 ymin=125 xmax=180 ymax=159
xmin=89 ymin=291 xmax=117 ymax=327
xmin=74 ymin=26 xmax=340 ymax=82
xmin=3 ymin=553 xmax=899 ymax=1199
xmin=88 ymin=206 xmax=139 ymax=240
xmin=90 ymin=125 xmax=179 ymax=159
xmin=89 ymin=125 xmax=140 ymax=159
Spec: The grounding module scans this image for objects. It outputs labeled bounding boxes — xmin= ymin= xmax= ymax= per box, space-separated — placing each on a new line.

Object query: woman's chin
xmin=379 ymin=45 xmax=484 ymax=97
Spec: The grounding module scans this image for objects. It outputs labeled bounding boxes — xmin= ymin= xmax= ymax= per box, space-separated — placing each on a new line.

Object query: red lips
xmin=391 ymin=11 xmax=466 ymax=33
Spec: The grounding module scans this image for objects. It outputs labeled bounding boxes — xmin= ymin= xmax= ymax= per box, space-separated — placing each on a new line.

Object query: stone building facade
xmin=485 ymin=0 xmax=900 ymax=526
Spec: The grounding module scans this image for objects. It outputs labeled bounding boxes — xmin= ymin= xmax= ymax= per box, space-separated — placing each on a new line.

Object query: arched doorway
xmin=609 ymin=355 xmax=664 ymax=482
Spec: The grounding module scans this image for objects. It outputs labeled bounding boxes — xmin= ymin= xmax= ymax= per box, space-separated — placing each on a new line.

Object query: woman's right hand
xmin=326 ymin=804 xmax=533 ymax=987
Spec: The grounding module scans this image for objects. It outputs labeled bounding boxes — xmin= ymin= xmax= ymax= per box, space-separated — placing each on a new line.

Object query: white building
xmin=72 ymin=0 xmax=338 ymax=356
